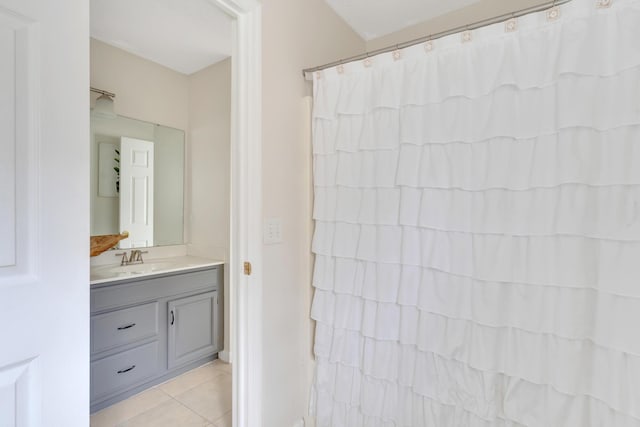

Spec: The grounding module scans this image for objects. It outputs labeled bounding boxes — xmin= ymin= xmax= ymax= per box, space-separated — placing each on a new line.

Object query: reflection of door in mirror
xmin=119 ymin=137 xmax=154 ymax=248
xmin=90 ymin=114 xmax=185 ymax=249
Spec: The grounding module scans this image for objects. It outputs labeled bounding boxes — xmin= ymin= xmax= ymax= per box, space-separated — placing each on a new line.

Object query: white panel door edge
xmin=0 ymin=0 xmax=89 ymax=425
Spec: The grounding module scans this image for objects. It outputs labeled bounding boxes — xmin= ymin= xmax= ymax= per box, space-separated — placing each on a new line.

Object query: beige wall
xmin=187 ymin=58 xmax=232 ymax=353
xmin=366 ymin=0 xmax=548 ymax=50
xmin=186 ymin=59 xmax=231 ymax=261
xmin=261 ymin=1 xmax=365 ymax=425
xmin=90 ymin=39 xmax=189 ymax=131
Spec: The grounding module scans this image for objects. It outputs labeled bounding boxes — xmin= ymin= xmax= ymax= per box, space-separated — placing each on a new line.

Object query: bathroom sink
xmin=119 ymin=261 xmax=175 ymax=273
xmin=91 ymin=261 xmax=179 ymax=280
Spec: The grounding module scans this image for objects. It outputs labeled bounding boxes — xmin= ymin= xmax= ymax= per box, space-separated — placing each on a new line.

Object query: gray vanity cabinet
xmin=90 ymin=265 xmax=223 ymax=413
xmin=168 ymin=291 xmax=219 ymax=369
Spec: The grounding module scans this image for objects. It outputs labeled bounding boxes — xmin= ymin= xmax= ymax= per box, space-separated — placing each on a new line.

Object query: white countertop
xmin=90 ymin=255 xmax=224 ymax=285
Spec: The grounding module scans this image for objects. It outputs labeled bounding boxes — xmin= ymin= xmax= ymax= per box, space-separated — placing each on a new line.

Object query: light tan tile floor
xmin=91 ymin=360 xmax=232 ymax=427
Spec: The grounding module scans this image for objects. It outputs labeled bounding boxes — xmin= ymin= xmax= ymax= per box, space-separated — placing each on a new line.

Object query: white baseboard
xmin=219 ymin=350 xmax=231 ymax=363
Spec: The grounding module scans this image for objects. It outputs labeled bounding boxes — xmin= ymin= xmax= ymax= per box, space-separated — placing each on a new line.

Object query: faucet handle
xmin=115 ymin=252 xmax=128 ymax=266
xmin=133 ymin=250 xmax=148 ymax=263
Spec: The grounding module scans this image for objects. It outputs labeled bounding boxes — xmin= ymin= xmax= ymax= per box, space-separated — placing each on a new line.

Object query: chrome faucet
xmin=115 ymin=249 xmax=148 ymax=266
xmin=128 ymin=250 xmax=146 ymax=264
xmin=116 ymin=251 xmax=128 ymax=266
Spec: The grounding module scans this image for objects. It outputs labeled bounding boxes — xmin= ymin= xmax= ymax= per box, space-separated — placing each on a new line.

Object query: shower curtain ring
xmin=424 ymin=35 xmax=434 ymax=52
xmin=364 ymin=52 xmax=372 ymax=68
xmin=462 ymin=25 xmax=472 ymax=43
xmin=548 ymin=0 xmax=561 ymax=20
xmin=393 ymin=44 xmax=402 ymax=60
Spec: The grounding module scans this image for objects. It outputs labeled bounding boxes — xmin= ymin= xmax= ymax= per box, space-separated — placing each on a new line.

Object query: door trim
xmin=206 ymin=1 xmax=262 ymax=427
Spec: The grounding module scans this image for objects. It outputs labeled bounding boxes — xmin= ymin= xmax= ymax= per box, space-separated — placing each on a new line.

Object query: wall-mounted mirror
xmin=90 ymin=114 xmax=185 ymax=249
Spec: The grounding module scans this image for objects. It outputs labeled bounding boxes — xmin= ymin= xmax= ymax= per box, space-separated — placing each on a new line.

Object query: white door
xmin=0 ymin=0 xmax=89 ymax=426
xmin=119 ymin=137 xmax=154 ymax=248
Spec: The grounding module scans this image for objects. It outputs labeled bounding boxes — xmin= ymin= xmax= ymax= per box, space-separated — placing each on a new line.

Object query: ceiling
xmin=90 ymin=0 xmax=232 ymax=75
xmin=324 ymin=0 xmax=482 ymax=40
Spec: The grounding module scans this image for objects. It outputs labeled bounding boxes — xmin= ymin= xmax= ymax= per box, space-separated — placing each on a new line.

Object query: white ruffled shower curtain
xmin=309 ymin=0 xmax=640 ymax=425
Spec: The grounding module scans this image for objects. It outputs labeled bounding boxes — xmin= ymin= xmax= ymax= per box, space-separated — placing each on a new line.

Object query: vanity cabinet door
xmin=167 ymin=291 xmax=218 ymax=369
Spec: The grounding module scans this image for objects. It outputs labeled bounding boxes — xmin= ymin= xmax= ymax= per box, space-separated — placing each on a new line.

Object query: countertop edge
xmin=90 ymin=258 xmax=225 ymax=285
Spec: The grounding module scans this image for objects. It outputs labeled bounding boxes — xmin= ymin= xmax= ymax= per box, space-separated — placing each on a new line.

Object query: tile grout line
xmin=166 ymin=393 xmax=214 ymax=426
xmin=168 ymin=375 xmax=233 ymax=426
xmin=150 ymin=361 xmax=217 ymax=392
xmin=113 ymin=388 xmax=189 ymax=427
xmin=159 ymin=370 xmax=230 ymax=399
xmin=93 ymin=388 xmax=173 ymax=427
xmin=114 ymin=389 xmax=172 ymax=427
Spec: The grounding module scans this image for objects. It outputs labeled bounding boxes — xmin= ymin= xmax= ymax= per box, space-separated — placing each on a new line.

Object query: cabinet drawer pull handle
xmin=117 ymin=323 xmax=136 ymax=330
xmin=117 ymin=365 xmax=136 ymax=374
xmin=170 ymin=310 xmax=175 ymax=325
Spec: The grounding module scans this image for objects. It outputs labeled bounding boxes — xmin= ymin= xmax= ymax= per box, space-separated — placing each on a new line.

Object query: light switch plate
xmin=263 ymin=218 xmax=283 ymax=244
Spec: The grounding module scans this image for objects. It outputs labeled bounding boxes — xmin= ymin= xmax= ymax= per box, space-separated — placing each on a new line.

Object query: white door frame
xmin=207 ymin=1 xmax=262 ymax=426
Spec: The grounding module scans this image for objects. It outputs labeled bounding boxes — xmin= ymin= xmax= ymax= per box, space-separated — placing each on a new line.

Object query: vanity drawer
xmin=92 ymin=268 xmax=220 ymax=313
xmin=91 ymin=341 xmax=159 ymax=400
xmin=91 ymin=302 xmax=158 ymax=354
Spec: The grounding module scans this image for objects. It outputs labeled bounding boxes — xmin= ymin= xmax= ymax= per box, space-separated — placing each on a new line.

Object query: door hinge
xmin=244 ymin=261 xmax=252 ymax=276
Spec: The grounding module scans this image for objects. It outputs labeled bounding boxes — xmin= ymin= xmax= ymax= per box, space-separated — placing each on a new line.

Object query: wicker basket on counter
xmin=90 ymin=231 xmax=129 ymax=257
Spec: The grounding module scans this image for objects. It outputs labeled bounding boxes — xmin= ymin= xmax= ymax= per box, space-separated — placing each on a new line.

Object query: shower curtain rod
xmin=302 ymin=0 xmax=573 ymax=79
